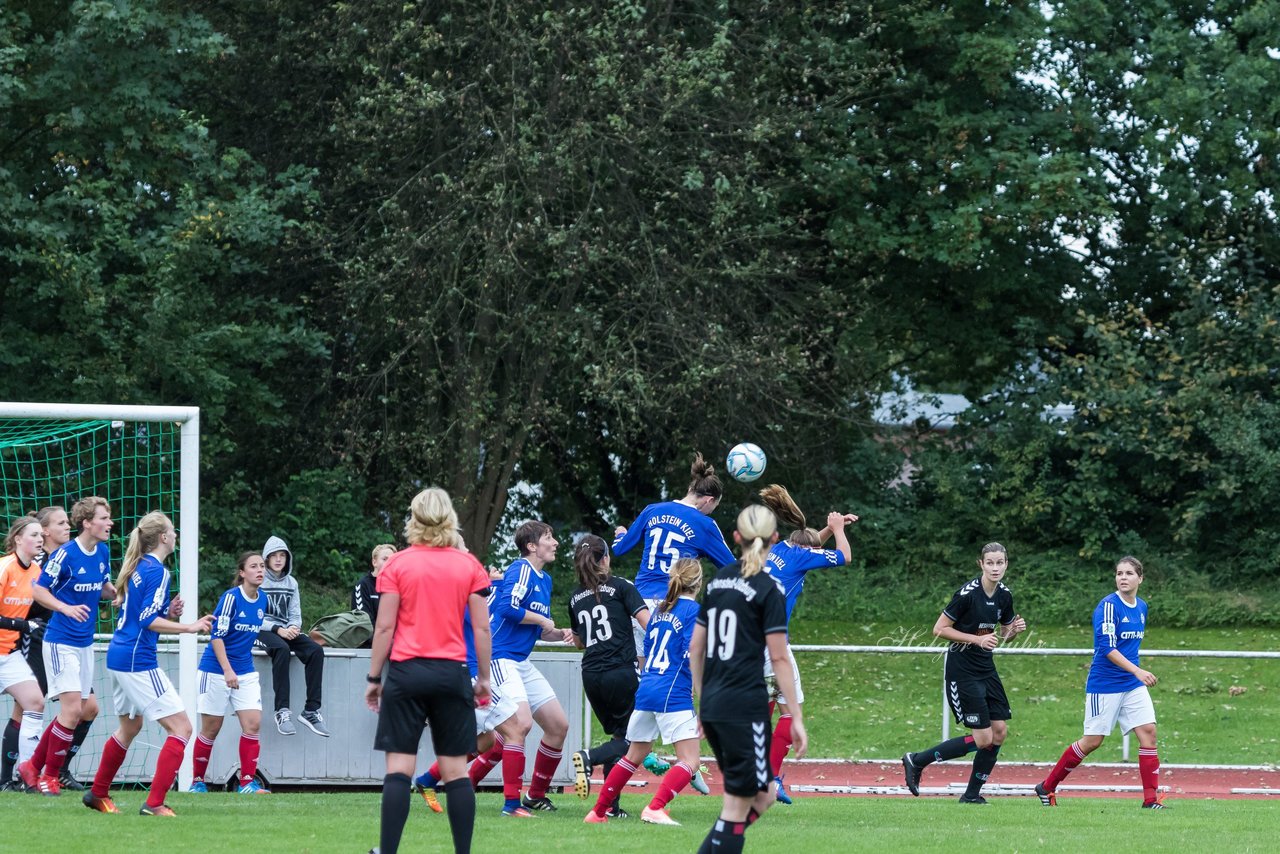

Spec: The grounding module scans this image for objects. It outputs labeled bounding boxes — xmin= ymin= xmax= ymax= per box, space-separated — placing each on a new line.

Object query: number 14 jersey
xmin=567 ymin=576 xmax=647 ymax=674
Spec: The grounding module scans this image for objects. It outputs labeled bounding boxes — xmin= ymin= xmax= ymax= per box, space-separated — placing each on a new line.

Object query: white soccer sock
xmin=18 ymin=711 xmax=43 ymax=764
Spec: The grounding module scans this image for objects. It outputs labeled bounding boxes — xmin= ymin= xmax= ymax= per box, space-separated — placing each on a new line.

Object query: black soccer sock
xmin=66 ymin=719 xmax=93 ymax=772
xmin=698 ymin=817 xmax=747 ymax=854
xmin=443 ymin=777 xmax=475 ymax=854
xmin=592 ymin=735 xmax=629 ymax=769
xmin=1 ymin=718 xmax=18 ymax=782
xmin=964 ymin=744 xmax=1000 ymax=799
xmin=913 ymin=735 xmax=976 ymax=767
xmin=379 ymin=773 xmax=412 ymax=854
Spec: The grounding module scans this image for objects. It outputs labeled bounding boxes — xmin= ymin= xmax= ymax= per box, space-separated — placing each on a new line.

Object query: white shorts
xmin=44 ymin=642 xmax=94 ymax=699
xmin=491 ymin=658 xmax=558 ymax=714
xmin=625 ymin=708 xmax=699 ymax=746
xmin=110 ymin=668 xmax=186 ymax=722
xmin=1083 ymin=686 xmax=1156 ymax=736
xmin=633 ymin=597 xmax=663 ymax=658
xmin=763 ymin=644 xmax=804 ymax=706
xmin=474 ymin=679 xmax=518 ymax=734
xmin=197 ymin=670 xmax=262 ymax=716
xmin=0 ymin=651 xmax=37 ymax=693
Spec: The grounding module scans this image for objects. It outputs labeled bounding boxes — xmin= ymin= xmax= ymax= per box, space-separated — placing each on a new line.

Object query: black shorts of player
xmin=23 ymin=636 xmax=48 ymax=695
xmin=582 ymin=667 xmax=637 ymax=738
xmin=946 ymin=672 xmax=1012 ymax=730
xmin=703 ymin=719 xmax=772 ymax=798
xmin=375 ymin=658 xmax=476 ymax=757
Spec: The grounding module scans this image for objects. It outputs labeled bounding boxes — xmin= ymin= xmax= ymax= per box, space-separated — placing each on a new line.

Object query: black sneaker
xmin=572 ymin=750 xmax=591 ymax=799
xmin=1141 ymin=797 xmax=1167 ymax=809
xmin=958 ymin=794 xmax=989 ymax=805
xmin=1034 ymin=782 xmax=1056 ymax=806
xmin=605 ymin=805 xmax=630 ymax=819
xmin=901 ymin=754 xmax=922 ymax=797
xmin=59 ymin=772 xmax=86 ymax=792
xmin=522 ymin=795 xmax=557 ymax=812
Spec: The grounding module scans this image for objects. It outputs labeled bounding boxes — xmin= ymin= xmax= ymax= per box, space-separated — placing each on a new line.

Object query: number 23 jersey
xmin=697 ymin=562 xmax=788 ymax=722
xmin=567 ymin=576 xmax=647 ymax=674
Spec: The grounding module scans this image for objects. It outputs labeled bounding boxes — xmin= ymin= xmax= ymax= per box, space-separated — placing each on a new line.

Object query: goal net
xmin=0 ymin=403 xmax=200 ymax=786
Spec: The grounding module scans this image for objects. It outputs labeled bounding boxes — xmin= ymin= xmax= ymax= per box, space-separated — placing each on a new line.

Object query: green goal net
xmin=0 ymin=406 xmax=199 ymax=787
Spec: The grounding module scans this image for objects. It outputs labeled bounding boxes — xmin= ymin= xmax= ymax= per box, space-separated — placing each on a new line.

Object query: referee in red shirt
xmin=366 ymin=488 xmax=493 ymax=854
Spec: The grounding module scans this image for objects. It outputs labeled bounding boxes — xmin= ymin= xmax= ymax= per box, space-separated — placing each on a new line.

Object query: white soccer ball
xmin=725 ymin=442 xmax=767 ymax=483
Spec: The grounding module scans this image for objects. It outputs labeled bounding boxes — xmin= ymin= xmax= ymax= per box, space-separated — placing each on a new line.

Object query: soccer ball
xmin=725 ymin=442 xmax=767 ymax=482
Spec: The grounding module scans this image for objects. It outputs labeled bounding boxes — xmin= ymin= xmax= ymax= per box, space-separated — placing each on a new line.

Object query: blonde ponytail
xmin=115 ymin=511 xmax=172 ymax=600
xmin=735 ymin=505 xmax=777 ymax=578
xmin=660 ymin=558 xmax=704 ymax=613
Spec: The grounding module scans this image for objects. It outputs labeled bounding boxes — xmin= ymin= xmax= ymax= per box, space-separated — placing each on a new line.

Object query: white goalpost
xmin=0 ymin=401 xmax=200 ymax=787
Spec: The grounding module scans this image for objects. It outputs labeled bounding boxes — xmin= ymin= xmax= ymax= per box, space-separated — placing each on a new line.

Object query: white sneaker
xmin=275 ymin=709 xmax=297 ymax=736
xmin=640 ymin=805 xmax=680 ymax=826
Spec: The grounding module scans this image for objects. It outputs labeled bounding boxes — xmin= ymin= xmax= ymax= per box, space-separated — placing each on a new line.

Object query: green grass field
xmin=8 ymin=790 xmax=1277 ymax=853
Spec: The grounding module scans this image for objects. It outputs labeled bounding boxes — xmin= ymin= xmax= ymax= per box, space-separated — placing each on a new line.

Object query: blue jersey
xmin=489 ymin=559 xmax=553 ymax=662
xmin=37 ymin=539 xmax=112 ymax=648
xmin=106 ymin=555 xmax=172 ymax=673
xmin=634 ymin=597 xmax=700 ymax=713
xmin=765 ymin=541 xmax=846 ymax=627
xmin=1087 ymin=592 xmax=1147 ymax=693
xmin=613 ymin=501 xmax=736 ymax=599
xmin=199 ymin=586 xmax=265 ymax=676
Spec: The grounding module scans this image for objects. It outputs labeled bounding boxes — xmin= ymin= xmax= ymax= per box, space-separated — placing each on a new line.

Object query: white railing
xmin=791 ymin=643 xmax=1280 ymax=761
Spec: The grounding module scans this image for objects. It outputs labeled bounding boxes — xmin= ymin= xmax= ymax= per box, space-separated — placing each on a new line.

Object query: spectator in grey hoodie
xmin=257 ymin=535 xmax=328 ymax=737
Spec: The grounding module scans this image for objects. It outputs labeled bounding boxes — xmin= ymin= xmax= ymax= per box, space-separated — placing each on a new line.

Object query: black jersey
xmin=568 ymin=576 xmax=647 ymax=673
xmin=352 ymin=573 xmax=380 ymax=621
xmin=697 ymin=562 xmax=789 ymax=722
xmin=942 ymin=576 xmax=1015 ymax=679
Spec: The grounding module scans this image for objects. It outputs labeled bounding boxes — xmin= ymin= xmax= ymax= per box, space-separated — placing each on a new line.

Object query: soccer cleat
xmin=275 ymin=709 xmax=297 ymax=736
xmin=522 ymin=794 xmax=558 ymax=812
xmin=35 ymin=773 xmax=61 ymax=796
xmin=901 ymin=753 xmax=922 ymax=797
xmin=640 ymin=805 xmax=681 ymax=826
xmin=1141 ymin=795 xmax=1167 ymax=809
xmin=299 ymin=710 xmax=330 ymax=737
xmin=605 ymin=805 xmax=630 ymax=819
xmin=238 ymin=780 xmax=271 ymax=794
xmin=642 ymin=752 xmax=670 ymax=775
xmin=774 ymin=775 xmax=792 ymax=805
xmin=958 ymin=794 xmax=989 ymax=805
xmin=572 ymin=749 xmax=591 ymax=799
xmin=189 ymin=781 xmax=208 ymax=794
xmin=1034 ymin=782 xmax=1056 ymax=806
xmin=501 ymin=805 xmax=536 ymax=818
xmin=59 ymin=772 xmax=86 ymax=791
xmin=691 ymin=766 xmax=711 ymax=795
xmin=583 ymin=809 xmax=608 ymax=824
xmin=413 ymin=780 xmax=443 ymax=813
xmin=139 ymin=803 xmax=177 ymax=817
xmin=82 ymin=791 xmax=121 ymax=813
xmin=15 ymin=760 xmax=38 ymax=790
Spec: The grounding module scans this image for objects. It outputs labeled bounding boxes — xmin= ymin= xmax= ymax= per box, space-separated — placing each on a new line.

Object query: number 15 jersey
xmin=613 ymin=501 xmax=735 ymax=599
xmin=567 ymin=576 xmax=647 ymax=674
xmin=697 ymin=562 xmax=788 ymax=723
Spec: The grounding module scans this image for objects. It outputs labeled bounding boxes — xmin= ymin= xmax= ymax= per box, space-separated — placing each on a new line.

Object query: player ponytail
xmin=404 ymin=487 xmax=463 ymax=548
xmin=687 ymin=452 xmax=724 ymax=500
xmin=758 ymin=484 xmax=805 ymax=529
xmin=574 ymin=535 xmax=610 ymax=599
xmin=735 ymin=504 xmax=777 ymax=578
xmin=659 ymin=558 xmax=704 ymax=614
xmin=116 ymin=511 xmax=173 ymax=597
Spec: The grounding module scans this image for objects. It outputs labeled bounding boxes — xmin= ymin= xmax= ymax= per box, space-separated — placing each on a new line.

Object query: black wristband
xmin=366 ymin=674 xmax=382 ymax=684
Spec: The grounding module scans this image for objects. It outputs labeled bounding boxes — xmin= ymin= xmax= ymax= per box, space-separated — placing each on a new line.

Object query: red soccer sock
xmin=40 ymin=721 xmax=76 ymax=779
xmin=1042 ymin=741 xmax=1087 ymax=793
xmin=468 ymin=738 xmax=505 ymax=789
xmin=592 ymin=757 xmax=637 ymax=816
xmin=527 ymin=740 xmax=563 ymax=800
xmin=1138 ymin=747 xmax=1161 ymax=803
xmin=771 ymin=714 xmax=793 ymax=776
xmin=501 ymin=743 xmax=525 ymax=800
xmin=147 ymin=735 xmax=188 ymax=808
xmin=239 ymin=734 xmax=260 ymax=787
xmin=192 ymin=735 xmax=214 ymax=783
xmin=649 ymin=760 xmax=694 ymax=810
xmin=92 ymin=735 xmax=130 ymax=798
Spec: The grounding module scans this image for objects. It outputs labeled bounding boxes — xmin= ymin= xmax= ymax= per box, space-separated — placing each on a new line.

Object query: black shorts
xmin=22 ymin=636 xmax=48 ymax=696
xmin=703 ymin=719 xmax=772 ymax=797
xmin=582 ymin=667 xmax=637 ymax=738
xmin=374 ymin=659 xmax=476 ymax=757
xmin=946 ymin=671 xmax=1011 ymax=729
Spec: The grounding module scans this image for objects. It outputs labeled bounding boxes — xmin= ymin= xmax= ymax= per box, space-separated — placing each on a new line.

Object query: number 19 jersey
xmin=568 ymin=576 xmax=647 ymax=674
xmin=697 ymin=562 xmax=788 ymax=722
